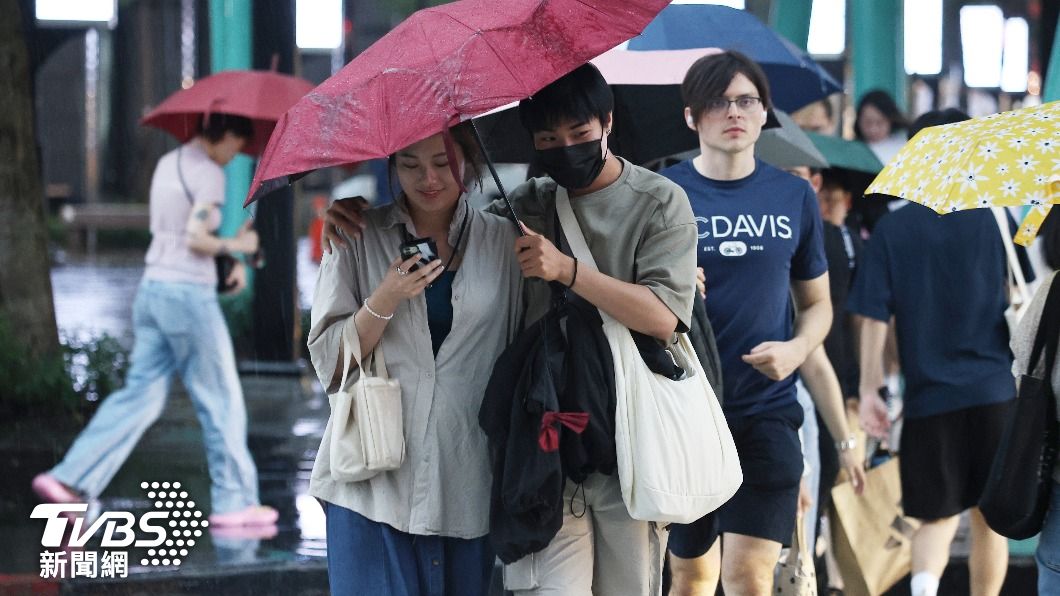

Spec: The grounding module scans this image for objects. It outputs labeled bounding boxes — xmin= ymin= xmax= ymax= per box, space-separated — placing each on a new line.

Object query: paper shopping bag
xmin=829 ymin=458 xmax=919 ymax=596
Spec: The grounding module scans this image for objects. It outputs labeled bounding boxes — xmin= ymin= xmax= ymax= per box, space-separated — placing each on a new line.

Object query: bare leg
xmin=669 ymin=539 xmax=721 ymax=596
xmin=720 ymin=533 xmax=782 ymax=596
xmin=968 ymin=508 xmax=1008 ymax=596
xmin=910 ymin=515 xmax=960 ymax=593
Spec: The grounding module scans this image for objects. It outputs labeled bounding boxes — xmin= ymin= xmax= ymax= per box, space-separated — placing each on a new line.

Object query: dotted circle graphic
xmin=139 ymin=480 xmax=207 ymax=567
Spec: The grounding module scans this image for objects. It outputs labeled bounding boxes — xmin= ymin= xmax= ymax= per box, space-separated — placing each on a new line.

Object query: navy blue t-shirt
xmin=846 ymin=204 xmax=1017 ymax=418
xmin=661 ymin=159 xmax=828 ymax=418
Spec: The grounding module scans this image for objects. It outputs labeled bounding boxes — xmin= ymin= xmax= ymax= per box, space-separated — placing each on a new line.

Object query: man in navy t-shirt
xmin=848 ymin=109 xmax=1018 ymax=596
xmin=660 ymin=51 xmax=846 ymax=596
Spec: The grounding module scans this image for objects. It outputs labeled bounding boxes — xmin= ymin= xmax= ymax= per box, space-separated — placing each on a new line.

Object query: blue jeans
xmin=50 ymin=279 xmax=259 ymax=514
xmin=325 ymin=502 xmax=494 ymax=596
xmin=796 ymin=379 xmax=820 ymax=541
xmin=1038 ymin=480 xmax=1060 ymax=595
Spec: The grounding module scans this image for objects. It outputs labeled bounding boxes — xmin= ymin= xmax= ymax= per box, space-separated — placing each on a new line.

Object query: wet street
xmin=0 ymin=246 xmax=334 ymax=593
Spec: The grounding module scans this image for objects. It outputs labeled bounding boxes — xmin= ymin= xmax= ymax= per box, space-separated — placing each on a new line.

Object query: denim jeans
xmin=1038 ymin=480 xmax=1060 ymax=595
xmin=50 ymin=279 xmax=259 ymax=514
xmin=796 ymin=379 xmax=820 ymax=541
xmin=325 ymin=502 xmax=494 ymax=596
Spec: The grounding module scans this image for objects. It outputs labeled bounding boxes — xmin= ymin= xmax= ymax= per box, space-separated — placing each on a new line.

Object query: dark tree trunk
xmin=0 ymin=0 xmax=60 ymax=358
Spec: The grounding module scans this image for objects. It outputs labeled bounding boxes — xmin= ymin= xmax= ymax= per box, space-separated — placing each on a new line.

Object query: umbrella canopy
xmin=806 ymin=132 xmax=883 ymax=174
xmin=627 ymin=4 xmax=841 ymax=112
xmin=246 ymin=0 xmax=671 ymax=204
xmin=141 ymin=70 xmax=314 ymax=156
xmin=865 ymin=100 xmax=1060 ymax=246
xmin=474 ymin=46 xmax=782 ymax=166
xmin=756 ymin=110 xmax=828 ymax=170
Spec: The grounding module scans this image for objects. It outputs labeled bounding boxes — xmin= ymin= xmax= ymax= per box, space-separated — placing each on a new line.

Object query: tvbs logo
xmin=33 ymin=503 xmax=167 ymax=548
xmin=32 ymin=481 xmax=206 ymax=568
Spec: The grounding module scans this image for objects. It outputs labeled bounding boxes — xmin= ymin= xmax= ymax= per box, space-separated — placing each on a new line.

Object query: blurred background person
xmin=32 ymin=114 xmax=277 ymax=528
xmin=854 ymin=89 xmax=909 ymax=164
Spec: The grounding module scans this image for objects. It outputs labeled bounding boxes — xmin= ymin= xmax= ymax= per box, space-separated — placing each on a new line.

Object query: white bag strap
xmin=554 ymin=187 xmax=617 ymax=328
xmin=554 ymin=187 xmax=599 ymax=270
xmin=338 ymin=317 xmax=389 ymax=390
xmin=991 ymin=207 xmax=1031 ymax=307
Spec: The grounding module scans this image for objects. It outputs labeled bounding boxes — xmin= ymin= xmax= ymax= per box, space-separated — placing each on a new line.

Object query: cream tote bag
xmin=555 ymin=188 xmax=742 ymax=523
xmin=329 ymin=321 xmax=405 ymax=482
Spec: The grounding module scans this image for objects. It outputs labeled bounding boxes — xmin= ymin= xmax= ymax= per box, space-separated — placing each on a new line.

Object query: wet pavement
xmin=1 ymin=371 xmax=331 ymax=594
xmin=0 ymin=248 xmax=331 ymax=593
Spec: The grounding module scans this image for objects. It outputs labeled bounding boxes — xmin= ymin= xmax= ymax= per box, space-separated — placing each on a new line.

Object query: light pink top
xmin=144 ymin=141 xmax=224 ymax=286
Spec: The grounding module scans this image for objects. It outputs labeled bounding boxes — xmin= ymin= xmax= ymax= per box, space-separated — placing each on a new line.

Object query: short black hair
xmin=820 ymin=167 xmax=853 ymax=191
xmin=518 ymin=63 xmax=613 ymax=133
xmin=907 ymin=108 xmax=970 ymax=139
xmin=854 ymin=89 xmax=909 ymax=140
xmin=200 ymin=113 xmax=254 ymax=143
xmin=681 ymin=51 xmax=771 ymax=124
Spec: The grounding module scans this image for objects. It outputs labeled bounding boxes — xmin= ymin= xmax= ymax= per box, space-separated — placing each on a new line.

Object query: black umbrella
xmin=473 ymin=47 xmax=781 ymax=167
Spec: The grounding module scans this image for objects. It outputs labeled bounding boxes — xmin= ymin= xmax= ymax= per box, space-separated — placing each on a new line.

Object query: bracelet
xmin=566 ymin=257 xmax=579 ymax=288
xmin=363 ymin=300 xmax=394 ymax=321
xmin=835 ymin=435 xmax=858 ymax=452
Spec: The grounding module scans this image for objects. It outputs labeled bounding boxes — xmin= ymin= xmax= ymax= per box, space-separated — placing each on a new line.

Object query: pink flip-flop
xmin=31 ymin=473 xmax=81 ymax=504
xmin=207 ymin=505 xmax=279 ymax=528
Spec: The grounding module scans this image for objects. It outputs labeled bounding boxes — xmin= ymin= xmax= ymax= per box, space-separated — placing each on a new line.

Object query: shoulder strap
xmin=554 ymin=189 xmax=612 ymax=327
xmin=1027 ymin=276 xmax=1060 ymax=378
xmin=176 ymin=147 xmax=196 ymax=205
xmin=991 ymin=207 xmax=1030 ymax=307
xmin=554 ymin=187 xmax=599 ymax=270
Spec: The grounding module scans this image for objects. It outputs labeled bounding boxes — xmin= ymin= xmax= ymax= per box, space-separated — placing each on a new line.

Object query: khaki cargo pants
xmin=503 ymin=473 xmax=667 ymax=596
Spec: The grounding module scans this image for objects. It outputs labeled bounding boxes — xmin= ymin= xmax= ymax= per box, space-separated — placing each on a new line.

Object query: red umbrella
xmin=246 ymin=0 xmax=671 ymax=205
xmin=141 ymin=70 xmax=314 ymax=156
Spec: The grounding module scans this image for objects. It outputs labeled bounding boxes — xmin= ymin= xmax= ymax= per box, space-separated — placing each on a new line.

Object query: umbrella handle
xmin=469 ymin=119 xmax=526 ymax=237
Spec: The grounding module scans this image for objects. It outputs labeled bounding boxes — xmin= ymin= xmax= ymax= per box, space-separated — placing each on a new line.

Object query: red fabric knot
xmin=538 ymin=411 xmax=590 ymax=452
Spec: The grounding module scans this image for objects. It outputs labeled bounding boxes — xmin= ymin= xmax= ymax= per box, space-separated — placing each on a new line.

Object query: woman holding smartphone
xmin=307 ymin=122 xmax=523 ymax=596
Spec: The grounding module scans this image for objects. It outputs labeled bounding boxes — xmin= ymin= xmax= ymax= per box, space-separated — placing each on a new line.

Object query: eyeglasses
xmin=703 ymin=96 xmax=763 ymax=116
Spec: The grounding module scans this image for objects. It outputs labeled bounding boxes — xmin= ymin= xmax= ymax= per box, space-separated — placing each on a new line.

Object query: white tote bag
xmin=329 ymin=321 xmax=406 ymax=482
xmin=555 ymin=188 xmax=742 ymax=523
xmin=991 ymin=207 xmax=1032 ymax=335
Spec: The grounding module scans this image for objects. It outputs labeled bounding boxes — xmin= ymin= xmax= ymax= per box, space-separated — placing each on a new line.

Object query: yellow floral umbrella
xmin=865 ymin=100 xmax=1060 ymax=246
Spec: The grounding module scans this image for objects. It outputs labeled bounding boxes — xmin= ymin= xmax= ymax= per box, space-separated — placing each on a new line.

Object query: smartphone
xmin=399 ymin=237 xmax=439 ymax=270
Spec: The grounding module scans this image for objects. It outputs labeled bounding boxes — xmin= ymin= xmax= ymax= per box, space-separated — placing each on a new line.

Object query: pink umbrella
xmin=245 ymin=0 xmax=671 ymax=205
xmin=141 ymin=70 xmax=314 ymax=156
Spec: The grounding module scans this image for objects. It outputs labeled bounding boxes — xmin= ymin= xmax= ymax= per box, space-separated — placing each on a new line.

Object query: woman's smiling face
xmin=394 ymin=133 xmax=465 ymax=215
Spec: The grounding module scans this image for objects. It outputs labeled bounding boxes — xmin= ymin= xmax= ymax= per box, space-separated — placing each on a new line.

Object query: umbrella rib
xmin=418 ymin=10 xmax=534 ymax=106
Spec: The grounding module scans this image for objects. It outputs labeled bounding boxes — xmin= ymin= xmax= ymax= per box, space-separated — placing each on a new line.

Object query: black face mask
xmin=533 ymin=137 xmax=606 ymax=190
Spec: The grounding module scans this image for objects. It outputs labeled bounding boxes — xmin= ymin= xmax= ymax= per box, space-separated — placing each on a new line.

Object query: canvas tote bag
xmin=554 ymin=188 xmax=742 ymax=523
xmin=329 ymin=320 xmax=405 ymax=482
xmin=979 ymin=272 xmax=1060 ymax=539
xmin=775 ymin=515 xmax=817 ymax=596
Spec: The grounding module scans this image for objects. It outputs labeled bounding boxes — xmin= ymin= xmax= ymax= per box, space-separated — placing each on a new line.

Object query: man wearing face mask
xmin=320 ymin=63 xmax=698 ymax=596
xmin=498 ymin=62 xmax=698 ymax=596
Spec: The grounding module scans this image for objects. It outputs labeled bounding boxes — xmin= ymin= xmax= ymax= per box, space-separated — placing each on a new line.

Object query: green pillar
xmin=850 ymin=0 xmax=905 ymax=109
xmin=770 ymin=0 xmax=813 ymax=52
xmin=1045 ymin=12 xmax=1060 ymax=102
xmin=209 ymin=0 xmax=253 ymax=237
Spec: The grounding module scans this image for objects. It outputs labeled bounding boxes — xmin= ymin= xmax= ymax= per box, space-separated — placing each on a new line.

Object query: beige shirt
xmin=1010 ymin=270 xmax=1060 ymax=483
xmin=307 ymin=197 xmax=523 ymax=538
xmin=495 ymin=157 xmax=698 ymax=331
